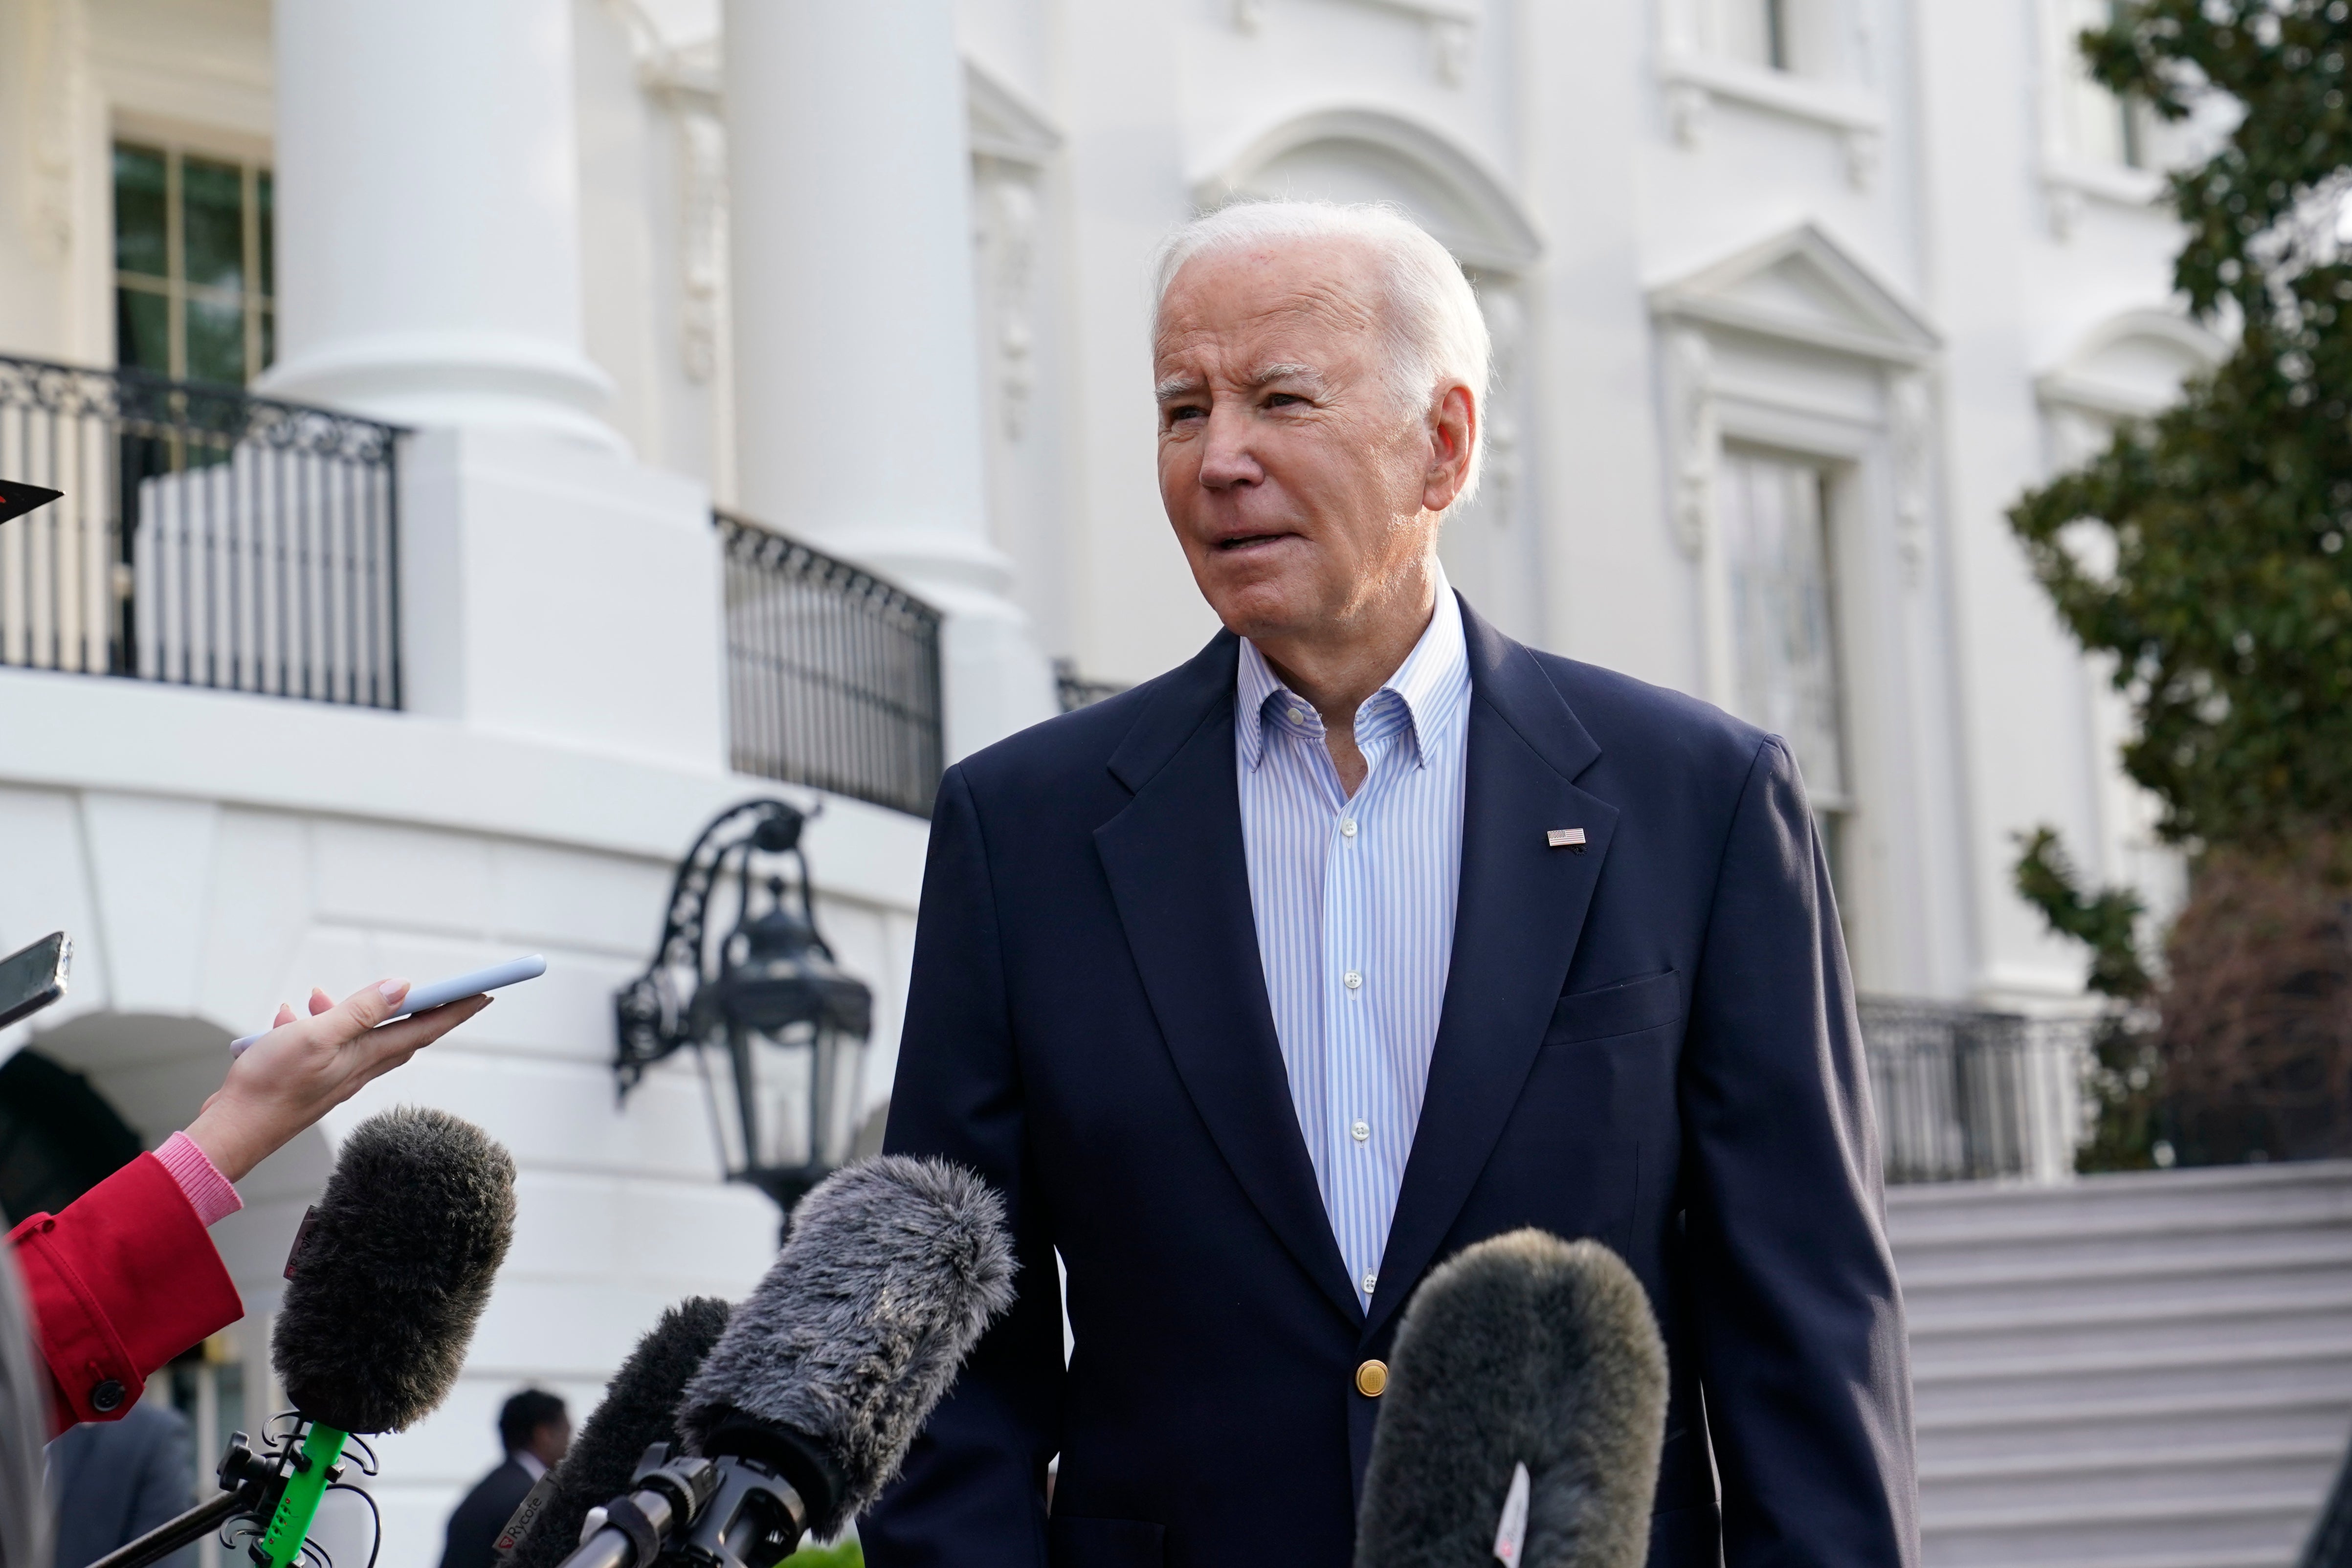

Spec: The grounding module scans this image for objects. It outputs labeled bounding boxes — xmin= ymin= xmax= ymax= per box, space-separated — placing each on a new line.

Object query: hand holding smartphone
xmin=229 ymin=955 xmax=546 ymax=1056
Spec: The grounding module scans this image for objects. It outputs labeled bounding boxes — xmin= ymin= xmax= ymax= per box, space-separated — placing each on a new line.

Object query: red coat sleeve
xmin=9 ymin=1151 xmax=244 ymax=1434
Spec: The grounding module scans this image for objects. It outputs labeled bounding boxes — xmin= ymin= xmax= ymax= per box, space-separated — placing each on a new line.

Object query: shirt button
xmin=1362 ymin=1272 xmax=1378 ymax=1296
xmin=1352 ymin=1120 xmax=1370 ymax=1143
xmin=1343 ymin=970 xmax=1362 ymax=991
xmin=1289 ymin=707 xmax=1309 ymax=724
xmin=89 ymin=1378 xmax=125 ymax=1413
xmin=1340 ymin=817 xmax=1358 ymax=839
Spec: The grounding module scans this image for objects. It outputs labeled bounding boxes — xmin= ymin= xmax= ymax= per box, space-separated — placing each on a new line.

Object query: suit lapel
xmin=1095 ymin=634 xmax=1364 ymax=1326
xmin=1366 ymin=603 xmax=1619 ymax=1340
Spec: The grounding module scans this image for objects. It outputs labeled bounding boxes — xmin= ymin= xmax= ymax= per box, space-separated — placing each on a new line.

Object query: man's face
xmin=530 ymin=1415 xmax=572 ymax=1467
xmin=1154 ymin=240 xmax=1457 ymax=645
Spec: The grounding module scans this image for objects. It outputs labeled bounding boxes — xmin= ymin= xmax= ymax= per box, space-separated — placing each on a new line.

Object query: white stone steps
xmin=1915 ymin=1384 xmax=2352 ymax=1464
xmin=1894 ymin=1227 xmax=2352 ymax=1286
xmin=1911 ymin=1334 xmax=2352 ymax=1413
xmin=1893 ymin=1218 xmax=2352 ymax=1281
xmin=1920 ymin=1436 xmax=2341 ymax=1513
xmin=1993 ymin=1553 xmax=2301 ymax=1568
xmin=1917 ymin=1489 xmax=2314 ymax=1568
xmin=1909 ymin=1280 xmax=2352 ymax=1335
xmin=1909 ymin=1287 xmax=2352 ymax=1364
xmin=1888 ymin=1161 xmax=2352 ymax=1568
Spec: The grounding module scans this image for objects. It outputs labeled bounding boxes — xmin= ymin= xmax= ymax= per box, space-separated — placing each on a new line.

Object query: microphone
xmin=1354 ymin=1230 xmax=1668 ymax=1568
xmin=501 ymin=1299 xmax=733 ymax=1568
xmin=560 ymin=1155 xmax=1015 ymax=1568
xmin=256 ymin=1106 xmax=517 ymax=1568
xmin=78 ymin=1107 xmax=515 ymax=1568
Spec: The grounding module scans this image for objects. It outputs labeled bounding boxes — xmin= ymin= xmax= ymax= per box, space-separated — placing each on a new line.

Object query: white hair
xmin=1151 ymin=199 xmax=1493 ymax=510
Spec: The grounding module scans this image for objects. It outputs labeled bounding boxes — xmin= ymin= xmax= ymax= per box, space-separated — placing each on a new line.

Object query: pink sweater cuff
xmin=155 ymin=1131 xmax=243 ymax=1228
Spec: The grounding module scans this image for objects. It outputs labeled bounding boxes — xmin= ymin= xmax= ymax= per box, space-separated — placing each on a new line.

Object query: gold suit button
xmin=1355 ymin=1359 xmax=1388 ymax=1398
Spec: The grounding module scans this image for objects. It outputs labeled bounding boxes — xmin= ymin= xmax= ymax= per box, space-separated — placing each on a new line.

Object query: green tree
xmin=2008 ymin=1 xmax=2352 ymax=1165
xmin=2012 ymin=0 xmax=2352 ymax=961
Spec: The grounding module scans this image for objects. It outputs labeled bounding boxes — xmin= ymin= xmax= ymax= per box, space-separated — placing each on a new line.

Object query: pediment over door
xmin=1649 ymin=223 xmax=1939 ymax=364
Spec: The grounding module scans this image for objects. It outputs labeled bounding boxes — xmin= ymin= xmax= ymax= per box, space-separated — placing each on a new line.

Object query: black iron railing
xmin=717 ymin=511 xmax=945 ymax=818
xmin=1861 ymin=997 xmax=2099 ymax=1184
xmin=0 ymin=355 xmax=403 ymax=707
xmin=1053 ymin=657 xmax=1127 ymax=713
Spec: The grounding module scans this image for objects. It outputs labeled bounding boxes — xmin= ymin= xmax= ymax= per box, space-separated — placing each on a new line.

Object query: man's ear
xmin=1422 ymin=383 xmax=1478 ymax=513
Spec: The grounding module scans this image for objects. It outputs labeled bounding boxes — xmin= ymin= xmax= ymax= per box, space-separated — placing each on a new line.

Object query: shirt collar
xmin=1237 ymin=566 xmax=1470 ymax=773
xmin=515 ymin=1450 xmax=549 ymax=1482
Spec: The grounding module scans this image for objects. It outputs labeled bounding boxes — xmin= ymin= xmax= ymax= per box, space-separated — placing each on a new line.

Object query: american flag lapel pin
xmin=1546 ymin=827 xmax=1587 ymax=852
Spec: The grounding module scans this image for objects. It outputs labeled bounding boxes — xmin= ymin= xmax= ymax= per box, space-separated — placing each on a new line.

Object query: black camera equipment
xmin=83 ymin=1421 xmax=382 ymax=1568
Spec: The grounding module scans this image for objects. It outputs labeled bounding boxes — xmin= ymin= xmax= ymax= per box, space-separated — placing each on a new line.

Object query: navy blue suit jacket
xmin=867 ymin=601 xmax=1918 ymax=1568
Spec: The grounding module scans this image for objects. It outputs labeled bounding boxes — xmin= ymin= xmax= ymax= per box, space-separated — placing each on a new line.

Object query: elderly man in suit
xmin=865 ymin=200 xmax=1918 ymax=1568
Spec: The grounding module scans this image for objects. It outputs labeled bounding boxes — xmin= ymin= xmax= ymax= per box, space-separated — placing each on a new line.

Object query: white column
xmin=724 ymin=0 xmax=1055 ymax=759
xmin=254 ymin=0 xmax=724 ymax=774
xmin=259 ymin=0 xmax=621 ymax=452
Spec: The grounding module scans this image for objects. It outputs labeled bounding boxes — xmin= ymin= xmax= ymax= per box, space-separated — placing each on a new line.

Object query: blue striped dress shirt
xmin=1236 ymin=574 xmax=1470 ymax=1310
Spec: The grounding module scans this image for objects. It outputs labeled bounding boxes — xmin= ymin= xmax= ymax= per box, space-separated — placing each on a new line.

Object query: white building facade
xmin=0 ymin=0 xmax=2221 ymax=1558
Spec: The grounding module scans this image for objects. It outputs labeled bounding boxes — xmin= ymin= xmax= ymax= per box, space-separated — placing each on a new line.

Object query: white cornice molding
xmin=2041 ymin=155 xmax=2169 ymax=240
xmin=965 ymin=60 xmax=1063 ymax=166
xmin=1233 ymin=0 xmax=1480 ymax=83
xmin=630 ymin=40 xmax=1064 ymax=172
xmin=1656 ymin=51 xmax=1887 ymax=189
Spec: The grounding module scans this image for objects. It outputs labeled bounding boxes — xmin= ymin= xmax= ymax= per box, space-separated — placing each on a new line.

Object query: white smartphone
xmin=230 ymin=954 xmax=546 ymax=1056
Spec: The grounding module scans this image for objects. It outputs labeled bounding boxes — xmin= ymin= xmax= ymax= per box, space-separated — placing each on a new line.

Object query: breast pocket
xmin=1543 ymin=969 xmax=1683 ymax=1047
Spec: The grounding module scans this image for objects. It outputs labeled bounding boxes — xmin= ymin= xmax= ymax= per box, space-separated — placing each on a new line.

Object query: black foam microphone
xmin=1354 ymin=1230 xmax=1668 ymax=1568
xmin=256 ymin=1105 xmax=517 ymax=1566
xmin=86 ymin=1106 xmax=517 ymax=1568
xmin=503 ymin=1299 xmax=733 ymax=1568
xmin=559 ymin=1155 xmax=1015 ymax=1568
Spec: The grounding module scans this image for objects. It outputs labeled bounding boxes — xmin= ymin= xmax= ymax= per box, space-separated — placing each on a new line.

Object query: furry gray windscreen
xmin=1355 ymin=1231 xmax=1668 ymax=1568
xmin=509 ymin=1297 xmax=733 ymax=1568
xmin=676 ymin=1155 xmax=1016 ymax=1538
xmin=0 ymin=1220 xmax=50 ymax=1568
xmin=271 ymin=1106 xmax=516 ymax=1435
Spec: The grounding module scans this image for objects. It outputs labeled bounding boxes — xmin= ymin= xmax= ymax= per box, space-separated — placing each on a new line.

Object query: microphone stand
xmin=87 ymin=1494 xmax=246 ymax=1568
xmin=556 ymin=1445 xmax=810 ymax=1568
xmin=86 ymin=1433 xmax=279 ymax=1568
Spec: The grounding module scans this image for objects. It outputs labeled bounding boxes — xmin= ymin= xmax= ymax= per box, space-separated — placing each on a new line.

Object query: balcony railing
xmin=0 ymin=355 xmax=403 ymax=708
xmin=1053 ymin=657 xmax=1128 ymax=713
xmin=718 ymin=511 xmax=945 ymax=818
xmin=1861 ymin=997 xmax=2098 ymax=1184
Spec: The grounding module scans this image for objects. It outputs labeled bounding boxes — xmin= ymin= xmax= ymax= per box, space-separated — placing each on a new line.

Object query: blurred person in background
xmin=2 ymin=1238 xmax=47 ymax=1568
xmin=45 ymin=1398 xmax=198 ymax=1568
xmin=438 ymin=1389 xmax=570 ymax=1568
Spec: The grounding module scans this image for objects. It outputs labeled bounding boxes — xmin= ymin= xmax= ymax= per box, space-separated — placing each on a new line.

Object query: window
xmin=1718 ymin=450 xmax=1853 ymax=877
xmin=1720 ymin=0 xmax=1796 ymax=71
xmin=2058 ymin=0 xmax=2144 ymax=167
xmin=113 ymin=141 xmax=274 ymax=385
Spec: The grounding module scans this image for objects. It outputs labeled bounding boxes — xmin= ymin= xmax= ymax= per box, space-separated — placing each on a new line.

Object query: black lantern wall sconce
xmin=614 ymin=798 xmax=874 ymax=1215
